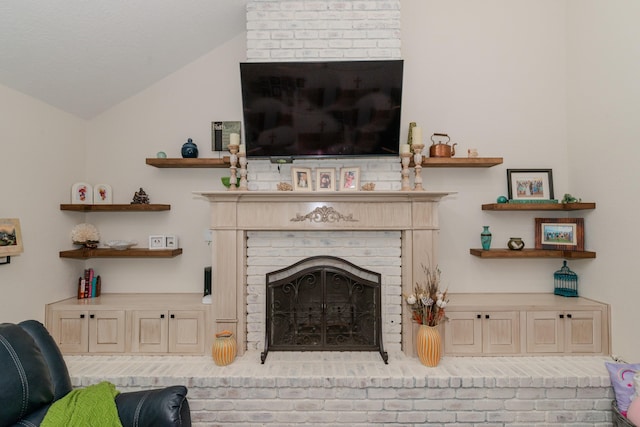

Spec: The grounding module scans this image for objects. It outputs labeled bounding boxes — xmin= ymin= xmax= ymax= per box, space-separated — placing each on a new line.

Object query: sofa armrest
xmin=115 ymin=385 xmax=191 ymax=427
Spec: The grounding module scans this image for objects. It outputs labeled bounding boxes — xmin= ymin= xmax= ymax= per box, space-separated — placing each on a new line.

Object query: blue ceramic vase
xmin=481 ymin=226 xmax=492 ymax=250
xmin=181 ymin=138 xmax=198 ymax=158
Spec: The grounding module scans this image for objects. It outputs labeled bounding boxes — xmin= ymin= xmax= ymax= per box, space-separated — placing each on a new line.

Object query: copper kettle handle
xmin=431 ymin=133 xmax=450 ymax=145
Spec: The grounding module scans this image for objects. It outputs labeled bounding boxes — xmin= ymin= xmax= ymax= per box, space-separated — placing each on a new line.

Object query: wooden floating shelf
xmin=145 ymin=157 xmax=230 ymax=168
xmin=482 ymin=202 xmax=596 ymax=211
xmin=60 ymin=204 xmax=170 ymax=212
xmin=469 ymin=248 xmax=596 ymax=259
xmin=420 ymin=157 xmax=503 ymax=168
xmin=59 ymin=248 xmax=183 ymax=259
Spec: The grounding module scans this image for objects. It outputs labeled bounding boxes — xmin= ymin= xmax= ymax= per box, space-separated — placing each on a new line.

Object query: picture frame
xmin=148 ymin=235 xmax=166 ymax=250
xmin=316 ymin=168 xmax=336 ymax=192
xmin=292 ymin=167 xmax=312 ymax=191
xmin=535 ymin=217 xmax=584 ymax=251
xmin=507 ymin=169 xmax=554 ymax=201
xmin=339 ymin=167 xmax=360 ymax=191
xmin=93 ymin=184 xmax=112 ymax=204
xmin=165 ymin=235 xmax=179 ymax=249
xmin=0 ymin=218 xmax=24 ymax=257
xmin=212 ymin=121 xmax=242 ymax=151
xmin=71 ymin=182 xmax=93 ymax=204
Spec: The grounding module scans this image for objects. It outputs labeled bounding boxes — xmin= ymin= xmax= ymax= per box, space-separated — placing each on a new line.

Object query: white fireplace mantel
xmin=195 ymin=190 xmax=454 ymax=357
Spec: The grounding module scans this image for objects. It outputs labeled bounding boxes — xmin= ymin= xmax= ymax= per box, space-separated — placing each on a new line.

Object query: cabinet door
xmin=526 ymin=311 xmax=563 ymax=353
xmin=482 ymin=311 xmax=520 ymax=354
xmin=564 ymin=310 xmax=602 ymax=353
xmin=50 ymin=310 xmax=89 ymax=353
xmin=168 ymin=310 xmax=205 ymax=354
xmin=130 ymin=310 xmax=169 ymax=353
xmin=444 ymin=311 xmax=482 ymax=354
xmin=88 ymin=310 xmax=126 ymax=353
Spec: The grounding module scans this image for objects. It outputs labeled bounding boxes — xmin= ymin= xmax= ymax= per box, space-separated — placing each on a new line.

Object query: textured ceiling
xmin=0 ymin=1 xmax=247 ymax=119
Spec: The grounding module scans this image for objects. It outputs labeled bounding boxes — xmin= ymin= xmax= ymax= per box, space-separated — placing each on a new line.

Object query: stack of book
xmin=77 ymin=268 xmax=101 ymax=299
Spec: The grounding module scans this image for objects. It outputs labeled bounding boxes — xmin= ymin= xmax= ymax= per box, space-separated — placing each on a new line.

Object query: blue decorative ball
xmin=497 ymin=195 xmax=508 ymax=204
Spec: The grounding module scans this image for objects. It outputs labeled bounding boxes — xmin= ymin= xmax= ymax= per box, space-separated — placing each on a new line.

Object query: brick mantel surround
xmin=196 ymin=190 xmax=452 ymax=357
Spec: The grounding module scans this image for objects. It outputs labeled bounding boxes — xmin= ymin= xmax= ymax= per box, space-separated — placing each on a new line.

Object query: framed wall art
xmin=292 ymin=167 xmax=312 ymax=191
xmin=93 ymin=184 xmax=112 ymax=204
xmin=507 ymin=169 xmax=554 ymax=202
xmin=316 ymin=168 xmax=336 ymax=192
xmin=71 ymin=182 xmax=93 ymax=204
xmin=339 ymin=167 xmax=360 ymax=191
xmin=535 ymin=217 xmax=584 ymax=251
xmin=0 ymin=218 xmax=24 ymax=258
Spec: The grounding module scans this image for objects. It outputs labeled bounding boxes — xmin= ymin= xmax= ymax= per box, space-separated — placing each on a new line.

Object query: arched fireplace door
xmin=261 ymin=256 xmax=388 ymax=364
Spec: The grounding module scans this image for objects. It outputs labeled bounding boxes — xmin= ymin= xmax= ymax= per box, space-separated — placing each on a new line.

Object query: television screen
xmin=240 ymin=60 xmax=404 ymax=159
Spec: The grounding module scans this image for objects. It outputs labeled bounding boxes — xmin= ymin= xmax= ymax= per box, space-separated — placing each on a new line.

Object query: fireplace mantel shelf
xmin=195 ymin=190 xmax=455 ymax=203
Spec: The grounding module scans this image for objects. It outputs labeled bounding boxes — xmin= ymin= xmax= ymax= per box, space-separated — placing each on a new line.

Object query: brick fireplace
xmin=196 ymin=190 xmax=451 ymax=357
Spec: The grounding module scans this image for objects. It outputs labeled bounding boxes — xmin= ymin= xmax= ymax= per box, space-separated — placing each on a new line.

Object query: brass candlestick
xmin=238 ymin=153 xmax=248 ymax=191
xmin=400 ymin=152 xmax=412 ymax=191
xmin=412 ymin=143 xmax=425 ymax=191
xmin=228 ymin=144 xmax=239 ymax=191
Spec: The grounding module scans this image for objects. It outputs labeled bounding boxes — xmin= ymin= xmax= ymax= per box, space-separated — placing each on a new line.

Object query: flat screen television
xmin=239 ymin=60 xmax=404 ymax=160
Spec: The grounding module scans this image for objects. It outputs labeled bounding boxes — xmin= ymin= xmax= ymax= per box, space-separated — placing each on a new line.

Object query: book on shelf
xmin=77 ymin=268 xmax=101 ymax=299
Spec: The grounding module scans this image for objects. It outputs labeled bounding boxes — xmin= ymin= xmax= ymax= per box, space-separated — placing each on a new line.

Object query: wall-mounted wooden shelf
xmin=469 ymin=248 xmax=596 ymax=259
xmin=482 ymin=202 xmax=595 ymax=211
xmin=60 ymin=204 xmax=170 ymax=212
xmin=145 ymin=158 xmax=230 ymax=168
xmin=59 ymin=248 xmax=183 ymax=259
xmin=421 ymin=157 xmax=503 ymax=168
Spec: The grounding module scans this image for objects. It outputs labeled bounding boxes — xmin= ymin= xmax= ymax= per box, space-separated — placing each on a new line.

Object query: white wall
xmin=0 ymin=84 xmax=87 ymax=322
xmin=2 ymin=0 xmax=637 ymax=360
xmin=566 ymin=0 xmax=640 ymax=360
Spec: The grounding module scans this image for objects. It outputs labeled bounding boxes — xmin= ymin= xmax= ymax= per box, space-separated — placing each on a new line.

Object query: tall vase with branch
xmin=405 ymin=264 xmax=448 ymax=366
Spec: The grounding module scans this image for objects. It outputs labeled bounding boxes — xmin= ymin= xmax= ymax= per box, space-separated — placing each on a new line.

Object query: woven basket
xmin=613 ymin=401 xmax=636 ymax=427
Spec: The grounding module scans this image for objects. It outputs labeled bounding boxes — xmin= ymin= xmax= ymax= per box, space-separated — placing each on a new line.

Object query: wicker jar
xmin=212 ymin=330 xmax=237 ymax=366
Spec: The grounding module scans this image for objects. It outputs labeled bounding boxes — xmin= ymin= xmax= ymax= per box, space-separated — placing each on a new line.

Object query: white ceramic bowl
xmin=105 ymin=240 xmax=138 ymax=250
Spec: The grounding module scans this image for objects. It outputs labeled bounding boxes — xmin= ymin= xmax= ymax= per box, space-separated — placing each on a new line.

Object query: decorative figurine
xmin=562 ymin=193 xmax=582 ymax=204
xmin=131 ymin=188 xmax=150 ymax=204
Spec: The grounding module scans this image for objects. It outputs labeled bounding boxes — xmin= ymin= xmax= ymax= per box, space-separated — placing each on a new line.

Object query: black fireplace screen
xmin=261 ymin=256 xmax=388 ymax=363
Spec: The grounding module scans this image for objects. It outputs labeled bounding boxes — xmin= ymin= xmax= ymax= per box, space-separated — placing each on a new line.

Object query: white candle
xmin=400 ymin=144 xmax=410 ymax=154
xmin=412 ymin=126 xmax=422 ymax=145
xmin=230 ymin=133 xmax=240 ymax=146
xmin=239 ymin=144 xmax=246 ymax=154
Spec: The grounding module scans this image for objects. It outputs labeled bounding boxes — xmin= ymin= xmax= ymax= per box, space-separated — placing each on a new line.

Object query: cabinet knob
xmin=170 ymin=314 xmax=175 ymax=319
xmin=567 ymin=313 xmax=572 ymax=319
xmin=80 ymin=314 xmax=85 ymax=319
xmin=559 ymin=314 xmax=564 ymax=319
xmin=476 ymin=314 xmax=481 ymax=319
xmin=90 ymin=314 xmax=95 ymax=319
xmin=160 ymin=314 xmax=165 ymax=318
xmin=485 ymin=314 xmax=490 ymax=319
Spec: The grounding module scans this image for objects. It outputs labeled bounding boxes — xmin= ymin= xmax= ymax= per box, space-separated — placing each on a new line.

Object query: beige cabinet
xmin=526 ymin=310 xmax=602 ymax=354
xmin=444 ymin=293 xmax=609 ymax=356
xmin=49 ymin=309 xmax=125 ymax=354
xmin=46 ymin=293 xmax=208 ymax=355
xmin=444 ymin=310 xmax=519 ymax=355
xmin=131 ymin=309 xmax=205 ymax=354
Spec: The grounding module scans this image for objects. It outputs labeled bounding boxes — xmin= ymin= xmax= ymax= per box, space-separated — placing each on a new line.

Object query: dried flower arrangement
xmin=71 ymin=223 xmax=100 ymax=247
xmin=405 ymin=264 xmax=448 ymax=327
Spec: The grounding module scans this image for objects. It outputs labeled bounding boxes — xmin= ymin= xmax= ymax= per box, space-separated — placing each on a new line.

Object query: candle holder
xmin=400 ymin=152 xmax=412 ymax=191
xmin=238 ymin=153 xmax=248 ymax=191
xmin=228 ymin=144 xmax=239 ymax=191
xmin=412 ymin=143 xmax=425 ymax=191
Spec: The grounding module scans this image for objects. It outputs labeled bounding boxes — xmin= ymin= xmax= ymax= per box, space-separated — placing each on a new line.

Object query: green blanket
xmin=41 ymin=381 xmax=123 ymax=427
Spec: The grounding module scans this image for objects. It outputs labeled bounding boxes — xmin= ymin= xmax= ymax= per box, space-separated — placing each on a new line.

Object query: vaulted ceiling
xmin=0 ymin=1 xmax=247 ymax=119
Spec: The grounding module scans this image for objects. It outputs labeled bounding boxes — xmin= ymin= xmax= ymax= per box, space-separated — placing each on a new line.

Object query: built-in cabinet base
xmin=444 ymin=293 xmax=609 ymax=356
xmin=45 ymin=293 xmax=208 ymax=355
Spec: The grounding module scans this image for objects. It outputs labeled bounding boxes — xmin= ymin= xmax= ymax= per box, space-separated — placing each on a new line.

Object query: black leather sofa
xmin=0 ymin=320 xmax=191 ymax=427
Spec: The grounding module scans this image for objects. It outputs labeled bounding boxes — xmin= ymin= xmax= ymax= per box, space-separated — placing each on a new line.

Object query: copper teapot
xmin=429 ymin=133 xmax=457 ymax=158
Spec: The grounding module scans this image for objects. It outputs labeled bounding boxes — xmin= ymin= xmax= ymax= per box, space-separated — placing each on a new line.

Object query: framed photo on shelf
xmin=507 ymin=169 xmax=554 ymax=201
xmin=339 ymin=167 xmax=360 ymax=191
xmin=71 ymin=182 xmax=93 ymax=204
xmin=316 ymin=168 xmax=336 ymax=192
xmin=535 ymin=217 xmax=584 ymax=251
xmin=0 ymin=218 xmax=24 ymax=257
xmin=93 ymin=184 xmax=112 ymax=204
xmin=291 ymin=167 xmax=312 ymax=191
xmin=212 ymin=121 xmax=242 ymax=151
xmin=148 ymin=235 xmax=166 ymax=250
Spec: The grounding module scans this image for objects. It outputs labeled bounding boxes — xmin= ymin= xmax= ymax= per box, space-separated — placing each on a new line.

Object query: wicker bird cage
xmin=554 ymin=260 xmax=578 ymax=297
